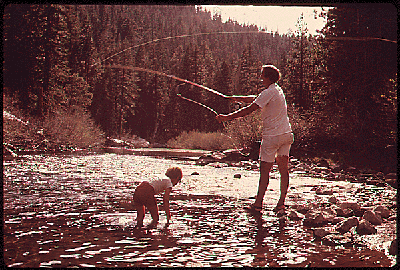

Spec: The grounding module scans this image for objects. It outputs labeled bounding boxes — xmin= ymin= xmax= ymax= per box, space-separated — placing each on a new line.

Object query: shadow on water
xmin=3 ymin=153 xmax=395 ymax=267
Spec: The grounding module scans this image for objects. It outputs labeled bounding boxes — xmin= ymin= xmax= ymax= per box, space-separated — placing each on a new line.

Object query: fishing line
xmin=91 ymin=31 xmax=265 ymax=68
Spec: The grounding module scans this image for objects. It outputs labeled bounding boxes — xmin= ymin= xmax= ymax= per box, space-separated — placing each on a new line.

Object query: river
xmin=3 ymin=152 xmax=396 ymax=267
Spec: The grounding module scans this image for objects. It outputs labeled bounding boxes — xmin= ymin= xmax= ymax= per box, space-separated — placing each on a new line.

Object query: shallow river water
xmin=3 ymin=152 xmax=396 ymax=267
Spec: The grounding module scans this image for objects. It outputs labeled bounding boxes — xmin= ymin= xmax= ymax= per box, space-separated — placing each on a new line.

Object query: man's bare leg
xmin=254 ymin=161 xmax=273 ymax=208
xmin=276 ymin=155 xmax=289 ymax=207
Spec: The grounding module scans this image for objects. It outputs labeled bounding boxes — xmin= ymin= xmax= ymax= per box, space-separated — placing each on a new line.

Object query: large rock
xmin=389 ymin=239 xmax=397 ymax=255
xmin=340 ymin=201 xmax=361 ymax=211
xmin=356 ymin=219 xmax=377 ymax=235
xmin=336 ymin=216 xmax=359 ymax=234
xmin=313 ymin=228 xmax=331 ymax=238
xmin=374 ymin=205 xmax=391 ymax=219
xmin=362 ymin=210 xmax=382 ymax=225
xmin=304 ymin=208 xmax=336 ymax=227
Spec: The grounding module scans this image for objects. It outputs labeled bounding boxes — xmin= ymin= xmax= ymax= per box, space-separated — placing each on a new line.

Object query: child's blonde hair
xmin=165 ymin=167 xmax=183 ymax=181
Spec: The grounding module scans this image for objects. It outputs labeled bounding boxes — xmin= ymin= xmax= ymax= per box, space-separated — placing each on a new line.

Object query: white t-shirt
xmin=254 ymin=84 xmax=292 ymax=136
xmin=148 ymin=178 xmax=173 ymax=194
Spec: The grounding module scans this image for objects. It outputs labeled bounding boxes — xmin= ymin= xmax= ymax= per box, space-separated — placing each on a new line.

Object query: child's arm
xmin=163 ymin=187 xmax=172 ymax=223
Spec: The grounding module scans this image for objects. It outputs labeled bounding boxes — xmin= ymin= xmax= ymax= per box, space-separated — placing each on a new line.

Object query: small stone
xmin=234 ymin=174 xmax=241 ymax=179
xmin=191 ymin=172 xmax=200 ymax=175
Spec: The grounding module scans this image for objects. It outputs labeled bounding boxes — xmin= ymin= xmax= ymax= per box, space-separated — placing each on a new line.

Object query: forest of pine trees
xmin=3 ymin=4 xmax=397 ymax=169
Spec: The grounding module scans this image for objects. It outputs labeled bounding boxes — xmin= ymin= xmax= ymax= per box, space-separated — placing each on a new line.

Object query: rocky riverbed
xmin=3 ymin=151 xmax=397 ymax=267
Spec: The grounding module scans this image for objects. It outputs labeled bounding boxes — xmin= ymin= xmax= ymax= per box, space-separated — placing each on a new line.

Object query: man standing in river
xmin=216 ymin=64 xmax=294 ymax=213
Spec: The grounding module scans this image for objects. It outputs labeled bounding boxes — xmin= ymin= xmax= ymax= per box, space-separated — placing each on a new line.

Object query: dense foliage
xmin=3 ymin=4 xmax=397 ymax=169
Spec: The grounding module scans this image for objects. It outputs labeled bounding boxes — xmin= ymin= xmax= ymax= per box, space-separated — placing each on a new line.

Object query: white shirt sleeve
xmin=254 ymin=88 xmax=274 ymax=109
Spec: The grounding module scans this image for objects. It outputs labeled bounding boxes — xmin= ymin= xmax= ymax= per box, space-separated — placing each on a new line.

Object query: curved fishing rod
xmin=106 ymin=64 xmax=229 ymax=98
xmin=91 ymin=31 xmax=264 ymax=68
xmin=177 ymin=94 xmax=219 ymax=115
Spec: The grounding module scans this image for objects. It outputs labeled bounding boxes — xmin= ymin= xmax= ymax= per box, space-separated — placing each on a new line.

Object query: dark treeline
xmin=3 ymin=4 xmax=397 ymax=168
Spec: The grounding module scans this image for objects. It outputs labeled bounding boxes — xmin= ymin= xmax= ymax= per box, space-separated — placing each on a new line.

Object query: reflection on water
xmin=3 ymin=153 xmax=395 ymax=267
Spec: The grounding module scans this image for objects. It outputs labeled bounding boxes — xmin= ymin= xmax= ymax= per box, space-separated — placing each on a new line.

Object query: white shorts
xmin=259 ymin=132 xmax=294 ymax=163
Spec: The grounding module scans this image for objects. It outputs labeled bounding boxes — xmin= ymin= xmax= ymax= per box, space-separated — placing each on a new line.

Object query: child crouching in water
xmin=133 ymin=167 xmax=183 ymax=229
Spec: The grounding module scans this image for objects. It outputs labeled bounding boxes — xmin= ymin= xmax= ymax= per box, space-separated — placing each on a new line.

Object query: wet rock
xmin=332 ymin=217 xmax=345 ymax=225
xmin=389 ymin=239 xmax=397 ymax=255
xmin=352 ymin=207 xmax=365 ymax=217
xmin=385 ymin=173 xmax=397 ymax=180
xmin=304 ymin=209 xmax=335 ymax=227
xmin=336 ymin=217 xmax=359 ymax=234
xmin=356 ymin=219 xmax=377 ymax=235
xmin=288 ymin=210 xmax=305 ymax=221
xmin=294 ymin=205 xmax=312 ymax=215
xmin=385 ymin=179 xmax=397 ymax=188
xmin=328 ymin=196 xmax=338 ymax=204
xmin=278 ymin=215 xmax=287 ymax=224
xmin=315 ymin=187 xmax=333 ymax=195
xmin=211 ymin=151 xmax=226 ymax=160
xmin=340 ymin=201 xmax=361 ymax=212
xmin=313 ymin=167 xmax=331 ymax=174
xmin=346 ymin=167 xmax=359 ymax=175
xmin=362 ymin=210 xmax=382 ymax=225
xmin=374 ymin=205 xmax=391 ymax=219
xmin=333 ymin=205 xmax=353 ymax=217
xmin=330 ymin=165 xmax=342 ymax=173
xmin=313 ymin=228 xmax=331 ymax=238
xmin=234 ymin=174 xmax=241 ymax=179
xmin=322 ymin=232 xmax=353 ymax=247
xmin=207 ymin=162 xmax=228 ymax=168
xmin=317 ymin=159 xmax=330 ymax=168
xmin=222 ymin=149 xmax=247 ymax=161
xmin=276 ymin=209 xmax=286 ymax=217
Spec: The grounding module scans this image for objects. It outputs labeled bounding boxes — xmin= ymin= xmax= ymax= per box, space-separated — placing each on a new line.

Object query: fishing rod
xmin=177 ymin=94 xmax=218 ymax=115
xmin=106 ymin=65 xmax=229 ymax=98
xmin=175 ymin=91 xmax=249 ymax=157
